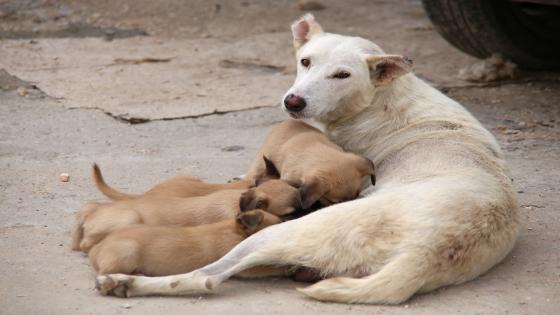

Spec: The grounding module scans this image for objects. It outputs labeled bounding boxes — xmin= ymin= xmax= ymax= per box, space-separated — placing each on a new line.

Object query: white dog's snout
xmin=283 ymin=93 xmax=307 ymax=113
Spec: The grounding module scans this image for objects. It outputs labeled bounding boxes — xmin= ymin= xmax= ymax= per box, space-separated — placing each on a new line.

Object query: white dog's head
xmin=283 ymin=14 xmax=413 ymax=121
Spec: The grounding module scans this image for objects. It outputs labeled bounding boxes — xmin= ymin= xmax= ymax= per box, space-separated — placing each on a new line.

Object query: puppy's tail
xmin=296 ymin=253 xmax=427 ymax=304
xmin=92 ymin=163 xmax=138 ymax=200
xmin=70 ymin=202 xmax=99 ymax=251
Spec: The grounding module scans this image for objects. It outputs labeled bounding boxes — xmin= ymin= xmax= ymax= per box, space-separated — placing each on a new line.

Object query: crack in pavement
xmin=2 ymin=68 xmax=275 ymax=124
xmin=66 ymin=105 xmax=275 ymax=124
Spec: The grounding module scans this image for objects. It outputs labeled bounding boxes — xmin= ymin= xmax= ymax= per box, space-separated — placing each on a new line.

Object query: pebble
xmin=17 ymin=86 xmax=28 ymax=97
xmin=60 ymin=173 xmax=70 ymax=182
xmin=121 ymin=303 xmax=132 ymax=309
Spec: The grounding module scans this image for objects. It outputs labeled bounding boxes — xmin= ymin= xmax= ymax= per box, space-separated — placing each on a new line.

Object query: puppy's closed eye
xmin=255 ymin=199 xmax=267 ymax=209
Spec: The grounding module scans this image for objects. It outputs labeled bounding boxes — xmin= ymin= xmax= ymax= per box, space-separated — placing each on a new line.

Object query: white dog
xmin=95 ymin=14 xmax=519 ymax=304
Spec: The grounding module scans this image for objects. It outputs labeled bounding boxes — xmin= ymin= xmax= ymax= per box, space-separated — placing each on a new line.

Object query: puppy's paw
xmin=95 ymin=274 xmax=134 ymax=298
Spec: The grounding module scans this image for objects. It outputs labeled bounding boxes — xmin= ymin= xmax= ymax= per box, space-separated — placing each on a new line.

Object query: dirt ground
xmin=1 ymin=0 xmax=559 ymax=314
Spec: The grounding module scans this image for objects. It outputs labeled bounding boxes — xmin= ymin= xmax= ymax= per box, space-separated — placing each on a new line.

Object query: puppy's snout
xmin=283 ymin=94 xmax=306 ymax=112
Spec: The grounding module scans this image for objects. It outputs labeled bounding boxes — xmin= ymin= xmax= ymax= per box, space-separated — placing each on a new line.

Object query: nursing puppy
xmin=96 ymin=14 xmax=519 ymax=304
xmin=89 ymin=210 xmax=281 ymax=276
xmin=71 ymin=178 xmax=300 ymax=253
xmin=246 ymin=120 xmax=375 ymax=208
xmin=92 ymin=164 xmax=255 ymax=200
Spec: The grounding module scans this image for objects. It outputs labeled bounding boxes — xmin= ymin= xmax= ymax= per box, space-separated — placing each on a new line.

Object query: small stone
xmin=121 ymin=303 xmax=132 ymax=309
xmin=60 ymin=173 xmax=70 ymax=182
xmin=17 ymin=86 xmax=28 ymax=97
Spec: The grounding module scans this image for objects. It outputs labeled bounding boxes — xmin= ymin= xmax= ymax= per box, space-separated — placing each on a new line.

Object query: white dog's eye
xmin=332 ymin=71 xmax=351 ymax=79
xmin=301 ymin=58 xmax=310 ymax=67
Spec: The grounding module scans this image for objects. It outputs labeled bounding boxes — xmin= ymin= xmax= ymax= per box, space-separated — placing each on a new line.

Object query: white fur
xmin=96 ymin=15 xmax=519 ymax=304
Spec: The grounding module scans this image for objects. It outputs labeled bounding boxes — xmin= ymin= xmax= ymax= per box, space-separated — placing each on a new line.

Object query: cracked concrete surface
xmin=0 ymin=35 xmax=294 ymax=121
xmin=1 ymin=0 xmax=559 ymax=314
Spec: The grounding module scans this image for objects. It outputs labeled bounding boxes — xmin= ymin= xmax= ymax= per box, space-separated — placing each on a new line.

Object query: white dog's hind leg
xmin=96 ymin=219 xmax=298 ymax=297
xmin=297 ymin=252 xmax=428 ymax=304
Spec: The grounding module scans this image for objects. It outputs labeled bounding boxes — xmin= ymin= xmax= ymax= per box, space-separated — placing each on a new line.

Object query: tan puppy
xmin=71 ymin=179 xmax=301 ymax=253
xmin=89 ymin=210 xmax=281 ymax=276
xmin=92 ymin=164 xmax=256 ymax=200
xmin=246 ymin=120 xmax=375 ymax=208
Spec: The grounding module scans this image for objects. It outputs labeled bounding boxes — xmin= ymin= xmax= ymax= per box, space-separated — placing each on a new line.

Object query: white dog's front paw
xmin=95 ymin=274 xmax=134 ymax=298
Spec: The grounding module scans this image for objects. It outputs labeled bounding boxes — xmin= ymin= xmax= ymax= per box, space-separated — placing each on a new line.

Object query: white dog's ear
xmin=367 ymin=55 xmax=413 ymax=85
xmin=291 ymin=13 xmax=324 ymax=49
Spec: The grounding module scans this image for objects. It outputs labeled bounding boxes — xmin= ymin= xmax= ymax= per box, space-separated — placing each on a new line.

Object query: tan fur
xmin=89 ymin=210 xmax=282 ymax=276
xmin=70 ymin=202 xmax=99 ymax=251
xmin=73 ymin=177 xmax=300 ymax=253
xmin=92 ymin=163 xmax=255 ymax=200
xmin=246 ymin=120 xmax=375 ymax=208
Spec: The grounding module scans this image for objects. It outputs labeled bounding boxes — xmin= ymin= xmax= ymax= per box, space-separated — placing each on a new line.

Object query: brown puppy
xmin=246 ymin=120 xmax=375 ymax=208
xmin=93 ymin=164 xmax=255 ymax=200
xmin=71 ymin=180 xmax=301 ymax=253
xmin=89 ymin=210 xmax=282 ymax=276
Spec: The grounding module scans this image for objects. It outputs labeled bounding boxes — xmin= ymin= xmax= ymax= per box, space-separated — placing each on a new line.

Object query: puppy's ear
xmin=239 ymin=190 xmax=269 ymax=211
xmin=291 ymin=13 xmax=324 ymax=49
xmin=239 ymin=190 xmax=253 ymax=212
xmin=263 ymin=156 xmax=280 ymax=178
xmin=357 ymin=157 xmax=376 ymax=186
xmin=366 ymin=55 xmax=413 ymax=86
xmin=299 ymin=178 xmax=325 ymax=209
xmin=237 ymin=210 xmax=264 ymax=230
xmin=255 ymin=156 xmax=281 ymax=185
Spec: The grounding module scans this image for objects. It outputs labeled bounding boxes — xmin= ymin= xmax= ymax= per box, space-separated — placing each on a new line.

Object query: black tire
xmin=421 ymin=0 xmax=560 ymax=70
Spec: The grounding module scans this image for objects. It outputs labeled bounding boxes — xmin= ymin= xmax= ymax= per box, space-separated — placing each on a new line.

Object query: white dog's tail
xmin=297 ymin=253 xmax=428 ymax=304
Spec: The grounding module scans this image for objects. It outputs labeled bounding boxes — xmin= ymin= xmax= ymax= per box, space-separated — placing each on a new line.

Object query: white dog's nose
xmin=283 ymin=94 xmax=306 ymax=112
